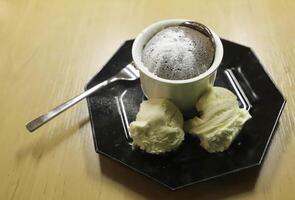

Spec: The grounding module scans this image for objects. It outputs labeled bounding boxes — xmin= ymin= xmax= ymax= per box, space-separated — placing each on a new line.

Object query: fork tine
xmin=126 ymin=63 xmax=140 ymax=77
xmin=121 ymin=63 xmax=140 ymax=79
xmin=116 ymin=63 xmax=140 ymax=81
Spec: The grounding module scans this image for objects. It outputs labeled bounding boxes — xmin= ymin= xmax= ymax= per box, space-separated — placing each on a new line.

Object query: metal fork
xmin=26 ymin=63 xmax=140 ymax=132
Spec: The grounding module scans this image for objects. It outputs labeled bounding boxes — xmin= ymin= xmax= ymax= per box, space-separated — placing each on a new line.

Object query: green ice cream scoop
xmin=185 ymin=87 xmax=251 ymax=153
xmin=129 ymin=99 xmax=185 ymax=154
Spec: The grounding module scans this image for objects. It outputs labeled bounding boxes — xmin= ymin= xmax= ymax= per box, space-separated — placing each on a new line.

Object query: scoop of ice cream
xmin=184 ymin=87 xmax=251 ymax=153
xmin=142 ymin=26 xmax=214 ymax=80
xmin=129 ymin=99 xmax=185 ymax=154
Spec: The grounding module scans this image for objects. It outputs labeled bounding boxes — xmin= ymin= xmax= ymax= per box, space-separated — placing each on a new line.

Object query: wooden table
xmin=1 ymin=0 xmax=294 ymax=199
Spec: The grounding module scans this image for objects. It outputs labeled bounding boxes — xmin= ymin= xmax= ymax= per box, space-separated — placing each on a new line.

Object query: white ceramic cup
xmin=132 ymin=19 xmax=223 ymax=111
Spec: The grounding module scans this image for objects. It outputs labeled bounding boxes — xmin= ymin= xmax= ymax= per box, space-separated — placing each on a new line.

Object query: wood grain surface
xmin=0 ymin=0 xmax=294 ymax=199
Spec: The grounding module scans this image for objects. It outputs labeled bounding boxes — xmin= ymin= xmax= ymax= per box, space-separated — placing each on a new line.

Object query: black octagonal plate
xmin=85 ymin=39 xmax=285 ymax=190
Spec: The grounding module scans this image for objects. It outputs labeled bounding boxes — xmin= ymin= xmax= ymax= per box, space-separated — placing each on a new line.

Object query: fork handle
xmin=26 ymin=77 xmax=117 ymax=132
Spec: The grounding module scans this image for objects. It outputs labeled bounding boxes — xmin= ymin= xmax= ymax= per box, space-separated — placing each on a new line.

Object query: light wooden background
xmin=0 ymin=0 xmax=294 ymax=199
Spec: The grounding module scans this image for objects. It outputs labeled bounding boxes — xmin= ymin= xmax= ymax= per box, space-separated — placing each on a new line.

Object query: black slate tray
xmin=85 ymin=39 xmax=285 ymax=190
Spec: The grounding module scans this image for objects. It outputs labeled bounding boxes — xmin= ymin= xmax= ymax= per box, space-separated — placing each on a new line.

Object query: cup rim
xmin=132 ymin=19 xmax=223 ymax=84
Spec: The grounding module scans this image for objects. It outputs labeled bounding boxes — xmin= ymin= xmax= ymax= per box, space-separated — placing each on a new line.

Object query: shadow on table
xmin=17 ymin=117 xmax=89 ymax=162
xmin=98 ymin=155 xmax=259 ymax=200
